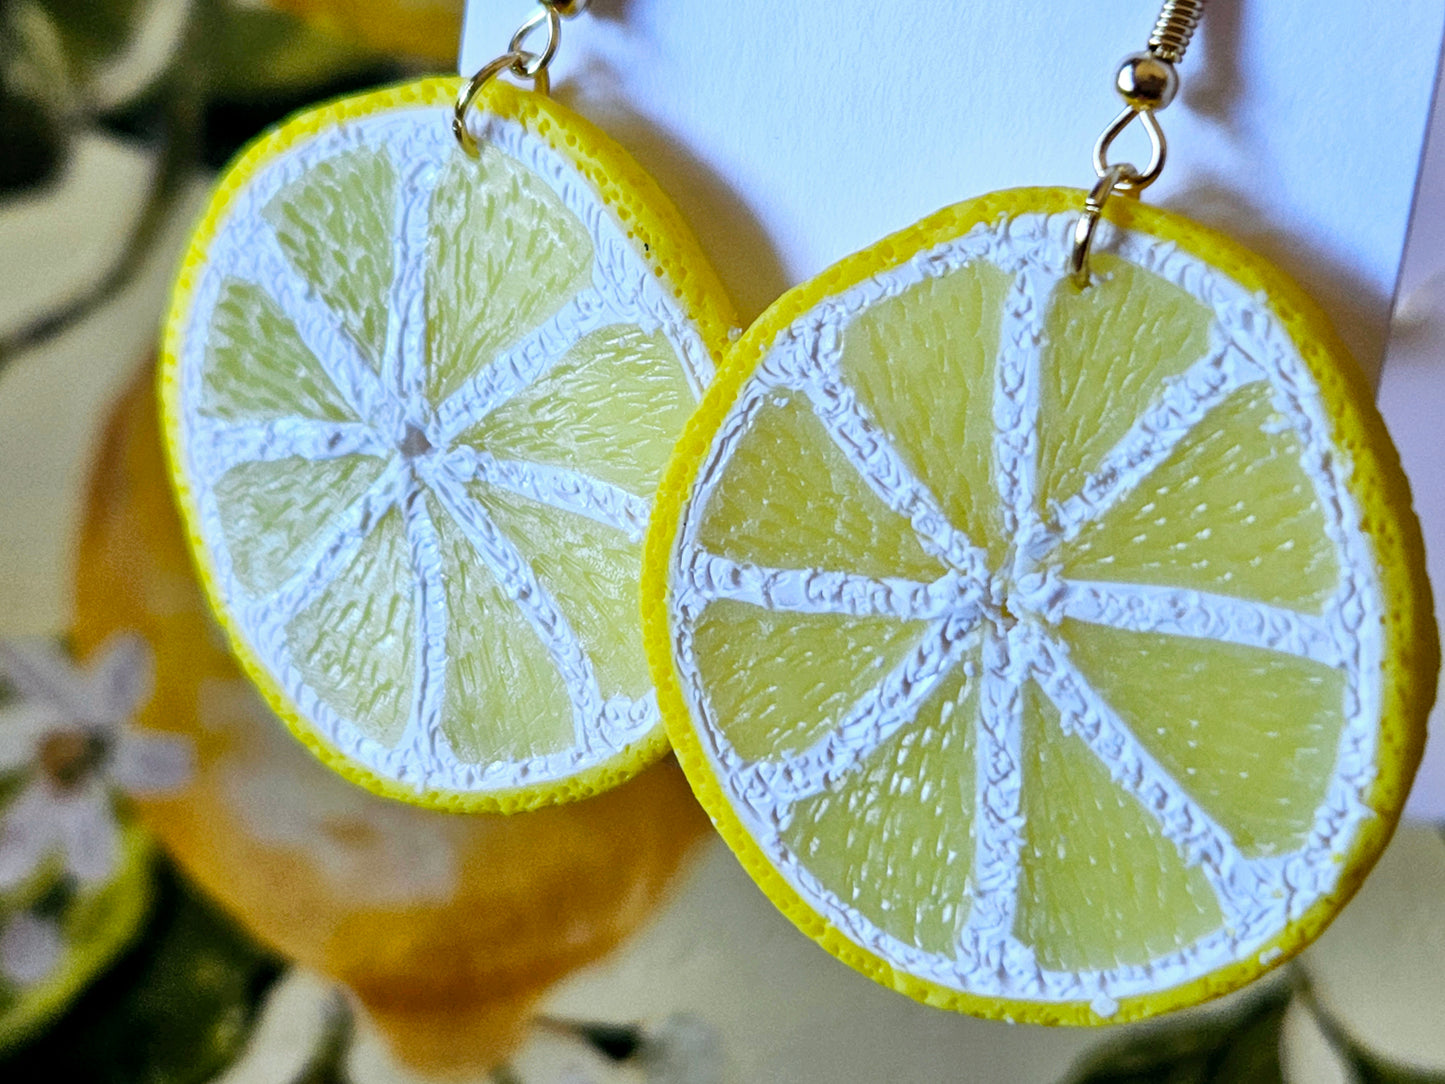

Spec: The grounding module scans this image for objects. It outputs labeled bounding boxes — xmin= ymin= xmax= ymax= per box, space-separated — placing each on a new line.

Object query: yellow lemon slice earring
xmin=161 ymin=0 xmax=734 ymax=812
xmin=644 ymin=1 xmax=1438 ymax=1023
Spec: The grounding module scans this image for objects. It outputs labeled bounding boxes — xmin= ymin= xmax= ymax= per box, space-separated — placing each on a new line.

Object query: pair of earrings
xmin=158 ymin=0 xmax=1435 ymax=1025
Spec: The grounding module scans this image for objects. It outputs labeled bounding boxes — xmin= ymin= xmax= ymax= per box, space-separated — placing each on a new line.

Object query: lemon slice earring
xmin=644 ymin=1 xmax=1438 ymax=1023
xmin=161 ymin=0 xmax=734 ymax=812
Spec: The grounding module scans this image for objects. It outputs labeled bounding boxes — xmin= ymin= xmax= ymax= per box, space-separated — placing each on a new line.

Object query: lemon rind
xmin=642 ymin=186 xmax=1437 ymax=1024
xmin=161 ymin=76 xmax=736 ymax=814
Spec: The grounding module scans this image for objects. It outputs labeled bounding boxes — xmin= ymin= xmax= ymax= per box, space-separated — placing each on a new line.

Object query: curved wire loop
xmin=453 ymin=53 xmax=551 ymax=156
xmin=1070 ymin=164 xmax=1134 ymax=289
xmin=453 ymin=2 xmax=568 ymax=156
xmin=509 ymin=4 xmax=563 ymax=76
xmin=1093 ymin=106 xmax=1167 ymax=192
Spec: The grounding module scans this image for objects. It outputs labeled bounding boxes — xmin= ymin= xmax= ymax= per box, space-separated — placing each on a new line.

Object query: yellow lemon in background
xmin=72 ymin=370 xmax=712 ymax=1076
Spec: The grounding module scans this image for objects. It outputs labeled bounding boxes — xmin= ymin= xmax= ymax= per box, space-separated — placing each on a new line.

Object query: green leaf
xmin=0 ymin=859 xmax=283 ymax=1083
xmin=1064 ymin=988 xmax=1290 ymax=1084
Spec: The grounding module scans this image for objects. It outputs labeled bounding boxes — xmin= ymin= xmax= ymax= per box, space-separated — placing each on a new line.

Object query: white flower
xmin=0 ymin=633 xmax=192 ymax=891
xmin=0 ymin=911 xmax=63 ymax=988
xmin=636 ymin=1014 xmax=725 ymax=1084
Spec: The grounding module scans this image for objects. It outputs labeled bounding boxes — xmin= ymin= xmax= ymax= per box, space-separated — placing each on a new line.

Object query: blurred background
xmin=0 ymin=1 xmax=1443 ymax=1081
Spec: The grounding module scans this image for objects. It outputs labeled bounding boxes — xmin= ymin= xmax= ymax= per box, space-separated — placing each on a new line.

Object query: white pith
xmin=176 ymin=104 xmax=712 ymax=795
xmin=668 ymin=210 xmax=1383 ymax=1009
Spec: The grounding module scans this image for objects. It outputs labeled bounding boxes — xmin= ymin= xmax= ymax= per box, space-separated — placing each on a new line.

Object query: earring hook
xmin=1070 ymin=0 xmax=1209 ymax=286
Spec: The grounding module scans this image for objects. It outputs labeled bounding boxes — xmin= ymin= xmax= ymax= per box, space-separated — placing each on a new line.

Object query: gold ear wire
xmin=1070 ymin=0 xmax=1208 ymax=286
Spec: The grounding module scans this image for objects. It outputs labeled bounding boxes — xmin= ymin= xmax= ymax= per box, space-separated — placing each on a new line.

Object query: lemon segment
xmin=1017 ymin=687 xmax=1219 ymax=977
xmin=202 ymin=280 xmax=356 ymax=422
xmin=1060 ymin=621 xmax=1345 ymax=856
xmin=840 ymin=262 xmax=1012 ymax=566
xmin=265 ymin=145 xmax=396 ymax=370
xmin=430 ymin=494 xmax=575 ymax=763
xmin=285 ymin=506 xmax=416 ymax=747
xmin=425 ymin=145 xmax=594 ymax=406
xmin=781 ymin=662 xmax=980 ymax=956
xmin=1015 ymin=682 xmax=1223 ymax=974
xmin=1035 ymin=255 xmax=1214 ymax=512
xmin=691 ymin=602 xmax=931 ymax=761
xmin=645 ymin=187 xmax=1435 ymax=1023
xmin=162 ymin=78 xmax=734 ymax=811
xmin=696 ymin=394 xmax=946 ymax=583
xmin=471 ymin=483 xmax=649 ymax=703
xmin=1056 ymin=380 xmax=1340 ymax=612
xmin=214 ymin=454 xmax=386 ymax=596
xmin=462 ymin=325 xmax=697 ymax=498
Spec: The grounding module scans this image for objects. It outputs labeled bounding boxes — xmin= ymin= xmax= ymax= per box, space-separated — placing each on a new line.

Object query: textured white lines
xmin=444 ymin=446 xmax=650 ymax=542
xmin=251 ymin=460 xmax=409 ymax=627
xmin=1057 ymin=580 xmax=1344 ymax=668
xmin=434 ymin=289 xmax=611 ymax=442
xmin=191 ymin=418 xmax=388 ymax=482
xmin=425 ymin=468 xmax=600 ymax=743
xmin=397 ymin=472 xmax=450 ymax=771
xmin=793 ymin=360 xmax=991 ymax=581
xmin=231 ymin=224 xmax=390 ymax=425
xmin=1029 ymin=634 xmax=1242 ymax=884
xmin=992 ymin=263 xmax=1056 ymax=556
xmin=1030 ymin=632 xmax=1293 ymax=939
xmin=743 ymin=617 xmax=977 ymax=812
xmin=383 ymin=151 xmax=443 ymax=409
xmin=957 ymin=626 xmax=1030 ymax=982
xmin=1047 ymin=344 xmax=1262 ymax=543
xmin=675 ymin=553 xmax=967 ymax=623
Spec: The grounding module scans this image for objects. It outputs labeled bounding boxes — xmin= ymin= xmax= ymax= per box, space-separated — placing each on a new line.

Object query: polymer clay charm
xmin=642 ymin=17 xmax=1435 ymax=1023
xmin=162 ymin=73 xmax=732 ymax=812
